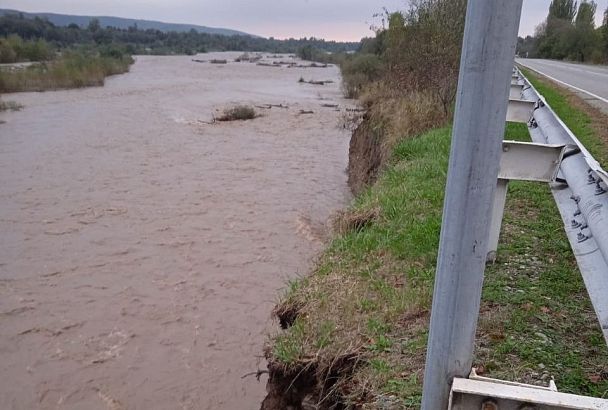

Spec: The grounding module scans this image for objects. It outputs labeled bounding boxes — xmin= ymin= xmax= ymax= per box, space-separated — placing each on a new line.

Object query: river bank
xmin=0 ymin=52 xmax=352 ymax=409
xmin=261 ymin=77 xmax=608 ymax=409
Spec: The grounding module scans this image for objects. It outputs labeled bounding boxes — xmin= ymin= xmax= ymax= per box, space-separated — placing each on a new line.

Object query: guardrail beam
xmin=516 ymin=66 xmax=608 ymax=344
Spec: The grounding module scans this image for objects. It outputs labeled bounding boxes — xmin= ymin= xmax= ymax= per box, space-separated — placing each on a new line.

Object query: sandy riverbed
xmin=0 ymin=52 xmax=351 ymax=409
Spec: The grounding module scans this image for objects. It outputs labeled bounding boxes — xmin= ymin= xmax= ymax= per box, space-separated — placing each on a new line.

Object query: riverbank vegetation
xmin=0 ymin=34 xmax=52 ymax=63
xmin=0 ymin=45 xmax=133 ymax=92
xmin=0 ymin=11 xmax=358 ymax=93
xmin=517 ymin=0 xmax=608 ymax=63
xmin=263 ymin=0 xmax=608 ymax=408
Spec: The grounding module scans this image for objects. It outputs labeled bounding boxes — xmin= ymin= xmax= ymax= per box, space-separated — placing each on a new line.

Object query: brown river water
xmin=0 ymin=52 xmax=351 ymax=409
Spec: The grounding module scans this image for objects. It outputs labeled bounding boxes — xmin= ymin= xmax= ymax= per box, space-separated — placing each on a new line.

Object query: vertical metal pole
xmin=420 ymin=2 xmax=523 ymax=409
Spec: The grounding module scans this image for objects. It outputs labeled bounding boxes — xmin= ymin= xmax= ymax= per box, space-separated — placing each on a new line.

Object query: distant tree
xmin=572 ymin=1 xmax=600 ymax=61
xmin=87 ymin=18 xmax=101 ymax=32
xmin=359 ymin=36 xmax=384 ymax=55
xmin=516 ymin=35 xmax=538 ymax=57
xmin=297 ymin=44 xmax=314 ymax=60
xmin=0 ymin=13 xmax=361 ymax=56
xmin=537 ymin=0 xmax=578 ymax=58
xmin=549 ymin=0 xmax=578 ymax=20
xmin=575 ymin=1 xmax=597 ymax=30
xmin=602 ymin=6 xmax=608 ymax=59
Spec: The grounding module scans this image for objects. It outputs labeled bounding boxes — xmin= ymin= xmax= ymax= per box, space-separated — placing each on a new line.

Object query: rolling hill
xmin=0 ymin=9 xmax=255 ymax=37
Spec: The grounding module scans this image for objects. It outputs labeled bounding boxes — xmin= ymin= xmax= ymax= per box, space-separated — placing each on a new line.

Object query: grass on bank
xmin=267 ymin=107 xmax=608 ymax=407
xmin=0 ymin=51 xmax=133 ymax=93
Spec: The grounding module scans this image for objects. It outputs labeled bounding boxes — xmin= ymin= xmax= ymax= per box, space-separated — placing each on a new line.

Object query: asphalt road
xmin=516 ymin=58 xmax=608 ymax=113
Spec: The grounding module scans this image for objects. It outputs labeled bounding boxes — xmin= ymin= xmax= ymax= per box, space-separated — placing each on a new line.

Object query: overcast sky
xmin=2 ymin=0 xmax=607 ymax=41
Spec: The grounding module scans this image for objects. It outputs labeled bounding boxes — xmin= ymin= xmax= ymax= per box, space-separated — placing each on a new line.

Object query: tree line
xmin=518 ymin=0 xmax=608 ymax=62
xmin=0 ymin=12 xmax=359 ymax=61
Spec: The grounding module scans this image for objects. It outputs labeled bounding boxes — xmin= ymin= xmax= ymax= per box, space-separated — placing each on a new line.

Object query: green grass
xmin=478 ymin=123 xmax=608 ymax=396
xmin=267 ymin=120 xmax=608 ymax=408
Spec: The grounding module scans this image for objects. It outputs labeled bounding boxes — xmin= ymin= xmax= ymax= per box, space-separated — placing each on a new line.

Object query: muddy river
xmin=0 ymin=52 xmax=351 ymax=409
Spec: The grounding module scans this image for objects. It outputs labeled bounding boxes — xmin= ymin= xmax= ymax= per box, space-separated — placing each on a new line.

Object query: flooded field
xmin=0 ymin=52 xmax=351 ymax=409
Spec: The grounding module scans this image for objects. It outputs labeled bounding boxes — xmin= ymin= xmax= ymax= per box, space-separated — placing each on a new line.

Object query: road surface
xmin=516 ymin=58 xmax=608 ymax=114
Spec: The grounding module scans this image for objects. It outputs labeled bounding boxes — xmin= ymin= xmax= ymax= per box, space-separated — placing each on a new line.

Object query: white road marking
xmin=517 ymin=60 xmax=608 ymax=105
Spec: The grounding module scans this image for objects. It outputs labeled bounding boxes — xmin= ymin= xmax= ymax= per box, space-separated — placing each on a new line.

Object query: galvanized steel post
xmin=420 ymin=1 xmax=523 ymax=409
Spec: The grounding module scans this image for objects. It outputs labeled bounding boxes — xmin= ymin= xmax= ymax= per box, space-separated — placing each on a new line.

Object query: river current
xmin=0 ymin=52 xmax=350 ymax=409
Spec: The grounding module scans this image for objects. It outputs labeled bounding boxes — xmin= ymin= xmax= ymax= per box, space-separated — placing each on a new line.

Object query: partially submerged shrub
xmin=216 ymin=105 xmax=257 ymax=121
xmin=0 ymin=100 xmax=23 ymax=111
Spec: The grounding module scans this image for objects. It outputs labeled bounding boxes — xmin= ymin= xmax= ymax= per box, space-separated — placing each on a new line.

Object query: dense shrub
xmin=340 ymin=54 xmax=383 ymax=98
xmin=0 ymin=35 xmax=52 ymax=63
xmin=344 ymin=0 xmax=467 ymax=190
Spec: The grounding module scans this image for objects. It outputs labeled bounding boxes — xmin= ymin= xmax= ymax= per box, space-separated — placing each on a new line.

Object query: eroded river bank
xmin=0 ymin=52 xmax=351 ymax=409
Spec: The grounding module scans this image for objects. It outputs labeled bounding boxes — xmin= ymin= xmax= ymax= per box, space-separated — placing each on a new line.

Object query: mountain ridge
xmin=0 ymin=8 xmax=256 ymax=37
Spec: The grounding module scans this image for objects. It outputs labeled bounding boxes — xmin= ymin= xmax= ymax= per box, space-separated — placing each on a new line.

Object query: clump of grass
xmin=0 ymin=100 xmax=23 ymax=111
xmin=332 ymin=206 xmax=380 ymax=235
xmin=216 ymin=105 xmax=257 ymax=122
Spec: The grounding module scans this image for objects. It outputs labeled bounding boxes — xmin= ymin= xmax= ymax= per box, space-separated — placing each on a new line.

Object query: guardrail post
xmin=487 ymin=178 xmax=509 ymax=262
xmin=420 ymin=1 xmax=523 ymax=409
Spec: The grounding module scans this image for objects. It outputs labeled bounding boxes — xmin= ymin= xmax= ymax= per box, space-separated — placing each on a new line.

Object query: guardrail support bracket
xmin=487 ymin=141 xmax=566 ymax=262
xmin=506 ymin=99 xmax=535 ymax=123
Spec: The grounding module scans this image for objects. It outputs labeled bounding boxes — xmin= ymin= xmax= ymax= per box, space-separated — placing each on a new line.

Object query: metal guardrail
xmin=511 ymin=67 xmax=608 ymax=344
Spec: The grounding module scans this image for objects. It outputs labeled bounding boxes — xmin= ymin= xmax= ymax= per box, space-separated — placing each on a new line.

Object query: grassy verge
xmin=0 ymin=51 xmax=134 ymax=93
xmin=266 ymin=119 xmax=608 ymax=406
